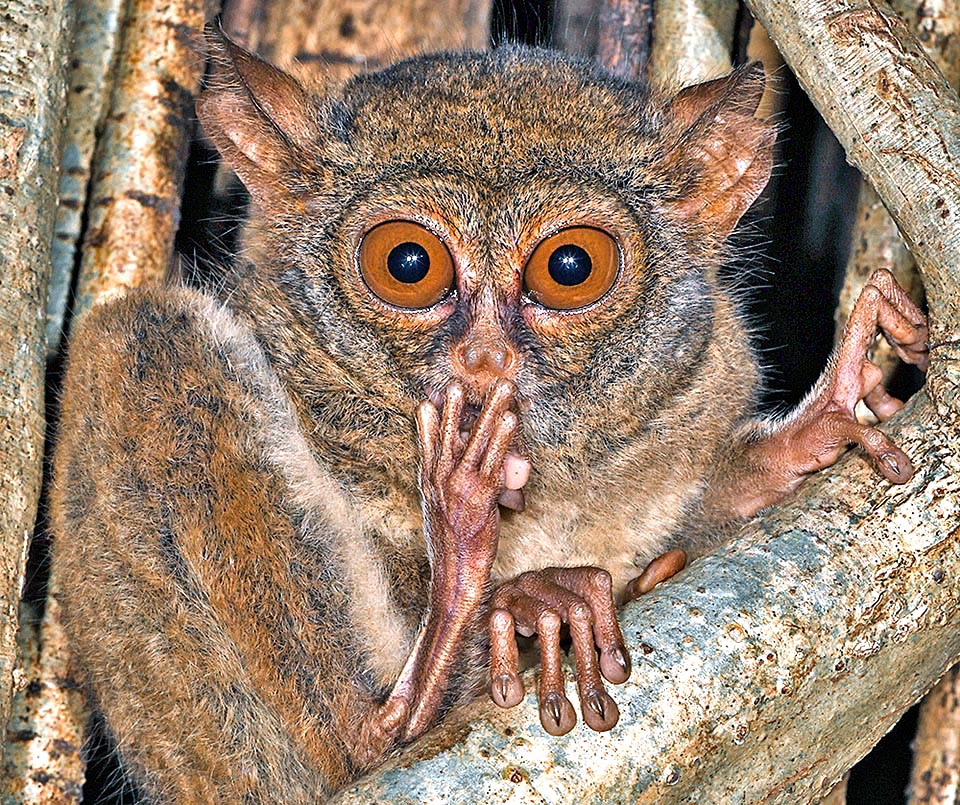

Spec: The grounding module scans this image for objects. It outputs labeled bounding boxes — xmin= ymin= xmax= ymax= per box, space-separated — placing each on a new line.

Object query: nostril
xmin=454 ymin=336 xmax=517 ymax=378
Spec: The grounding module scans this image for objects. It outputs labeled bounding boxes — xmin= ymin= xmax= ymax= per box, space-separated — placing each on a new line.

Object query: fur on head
xmin=198 ymin=25 xmax=775 ymax=487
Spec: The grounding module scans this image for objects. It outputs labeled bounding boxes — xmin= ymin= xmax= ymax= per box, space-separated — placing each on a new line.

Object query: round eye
xmin=524 ymin=227 xmax=620 ymax=310
xmin=359 ymin=221 xmax=455 ymax=308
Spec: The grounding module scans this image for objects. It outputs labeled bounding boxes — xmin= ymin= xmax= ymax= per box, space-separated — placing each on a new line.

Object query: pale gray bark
xmin=45 ymin=0 xmax=125 ymax=356
xmin=651 ymin=0 xmax=738 ymax=86
xmin=0 ymin=0 xmax=72 ymax=755
xmin=1 ymin=588 xmax=88 ymax=803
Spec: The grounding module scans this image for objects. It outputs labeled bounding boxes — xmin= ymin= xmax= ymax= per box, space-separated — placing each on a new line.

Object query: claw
xmin=586 ymin=691 xmax=606 ymax=720
xmin=880 ymin=453 xmax=902 ymax=479
xmin=539 ymin=693 xmax=575 ymax=736
xmin=606 ymin=645 xmax=631 ymax=678
xmin=581 ymin=690 xmax=619 ymax=732
xmin=498 ymin=674 xmax=511 ymax=703
xmin=548 ymin=696 xmax=563 ymax=726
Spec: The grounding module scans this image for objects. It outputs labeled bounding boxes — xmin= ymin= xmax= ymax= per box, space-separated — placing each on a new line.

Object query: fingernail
xmin=587 ymin=692 xmax=606 ymax=720
xmin=611 ymin=646 xmax=629 ymax=675
xmin=881 ymin=453 xmax=901 ymax=477
xmin=498 ymin=675 xmax=511 ymax=703
xmin=549 ymin=697 xmax=563 ymax=727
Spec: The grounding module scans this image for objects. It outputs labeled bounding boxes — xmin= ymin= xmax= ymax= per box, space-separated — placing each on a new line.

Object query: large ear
xmin=196 ymin=24 xmax=317 ymax=203
xmin=661 ymin=63 xmax=777 ymax=238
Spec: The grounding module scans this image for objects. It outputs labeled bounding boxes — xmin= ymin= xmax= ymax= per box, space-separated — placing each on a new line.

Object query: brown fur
xmin=53 ymin=33 xmax=776 ymax=801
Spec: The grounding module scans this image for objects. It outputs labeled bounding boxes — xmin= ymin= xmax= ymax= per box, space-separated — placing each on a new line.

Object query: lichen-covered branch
xmin=0 ymin=0 xmax=72 ymax=752
xmin=834 ymin=0 xmax=959 ymax=407
xmin=1 ymin=584 xmax=88 ymax=804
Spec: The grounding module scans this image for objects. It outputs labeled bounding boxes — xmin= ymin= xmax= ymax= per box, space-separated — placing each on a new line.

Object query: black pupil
xmin=548 ymin=244 xmax=592 ymax=286
xmin=387 ymin=242 xmax=430 ymax=283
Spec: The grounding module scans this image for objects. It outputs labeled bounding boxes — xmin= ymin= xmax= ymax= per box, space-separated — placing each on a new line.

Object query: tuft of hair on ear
xmin=196 ymin=23 xmax=318 ymax=203
xmin=661 ymin=62 xmax=778 ymax=239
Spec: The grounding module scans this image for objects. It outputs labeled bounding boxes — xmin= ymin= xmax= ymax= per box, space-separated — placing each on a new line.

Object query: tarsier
xmin=52 ymin=26 xmax=928 ymax=803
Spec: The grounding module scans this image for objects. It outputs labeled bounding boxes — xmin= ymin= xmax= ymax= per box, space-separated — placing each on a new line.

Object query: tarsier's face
xmin=202 ymin=44 xmax=774 ymax=463
xmin=330 ymin=169 xmax=665 ymax=445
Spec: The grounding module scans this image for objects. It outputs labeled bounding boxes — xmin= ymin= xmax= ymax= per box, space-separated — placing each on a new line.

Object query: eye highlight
xmin=360 ymin=221 xmax=455 ymax=308
xmin=524 ymin=227 xmax=620 ymax=310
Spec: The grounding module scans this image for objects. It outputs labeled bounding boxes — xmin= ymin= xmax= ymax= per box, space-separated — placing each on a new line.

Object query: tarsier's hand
xmin=726 ymin=269 xmax=928 ymax=518
xmin=803 ymin=268 xmax=928 ymax=474
xmin=376 ymin=380 xmax=523 ymax=746
xmin=488 ymin=567 xmax=631 ymax=735
xmin=771 ymin=269 xmax=928 ymax=482
xmin=416 ymin=381 xmax=520 ymax=580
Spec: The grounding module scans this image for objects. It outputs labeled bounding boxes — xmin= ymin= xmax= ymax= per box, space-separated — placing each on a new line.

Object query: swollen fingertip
xmin=503 ymin=453 xmax=531 ymax=490
xmin=582 ymin=690 xmax=619 ymax=732
xmin=879 ymin=451 xmax=912 ymax=483
xmin=540 ymin=694 xmax=576 ymax=736
xmin=600 ymin=645 xmax=631 ymax=684
xmin=490 ymin=673 xmax=524 ymax=708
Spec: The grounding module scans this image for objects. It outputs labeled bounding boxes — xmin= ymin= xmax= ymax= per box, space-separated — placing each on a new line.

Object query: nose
xmin=451 ymin=320 xmax=518 ymax=392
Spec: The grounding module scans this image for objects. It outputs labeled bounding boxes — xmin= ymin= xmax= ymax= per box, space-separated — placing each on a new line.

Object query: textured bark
xmin=908 ymin=666 xmax=960 ymax=804
xmin=72 ymin=0 xmax=217 ymax=319
xmin=45 ymin=0 xmax=125 ymax=355
xmin=244 ymin=0 xmax=492 ymax=84
xmin=0 ymin=584 xmax=88 ymax=804
xmin=0 ymin=0 xmax=72 ymax=754
xmin=597 ymin=0 xmax=653 ymax=81
xmin=651 ymin=0 xmax=739 ymax=86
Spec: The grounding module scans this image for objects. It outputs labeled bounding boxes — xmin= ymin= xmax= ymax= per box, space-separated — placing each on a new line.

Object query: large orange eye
xmin=523 ymin=227 xmax=620 ymax=310
xmin=359 ymin=221 xmax=455 ymax=308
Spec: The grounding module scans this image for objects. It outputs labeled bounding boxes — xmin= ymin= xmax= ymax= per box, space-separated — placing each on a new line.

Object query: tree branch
xmin=651 ymin=0 xmax=738 ymax=86
xmin=907 ymin=665 xmax=960 ymax=803
xmin=0 ymin=0 xmax=72 ymax=754
xmin=71 ymin=0 xmax=216 ymax=319
xmin=45 ymin=0 xmax=125 ymax=356
xmin=597 ymin=0 xmax=653 ymax=81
